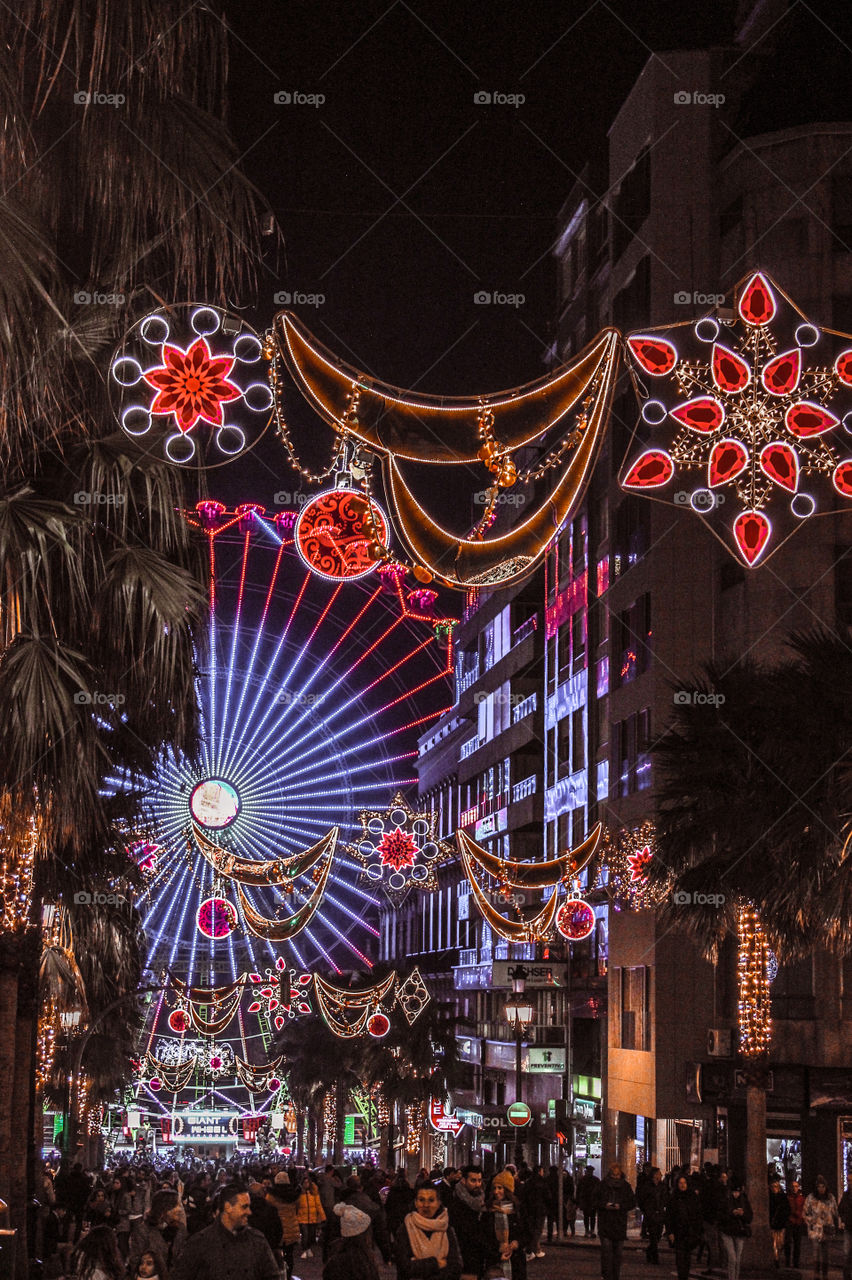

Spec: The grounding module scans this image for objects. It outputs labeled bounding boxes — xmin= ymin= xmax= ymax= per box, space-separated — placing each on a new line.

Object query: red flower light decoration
xmin=376 ymin=828 xmax=418 ymax=872
xmin=144 ymin=337 xmax=241 ymax=432
xmin=627 ymin=845 xmax=652 ymax=883
xmin=621 ymin=271 xmax=852 ymax=565
xmin=294 ymin=488 xmax=389 ymax=581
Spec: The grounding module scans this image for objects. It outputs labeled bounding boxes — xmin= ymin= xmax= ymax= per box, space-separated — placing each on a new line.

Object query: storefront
xmin=572 ymin=1075 xmax=602 ymax=1175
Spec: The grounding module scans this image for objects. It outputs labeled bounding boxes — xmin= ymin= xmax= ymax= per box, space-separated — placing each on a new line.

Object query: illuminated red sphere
xmin=168 ymin=1008 xmax=189 ymax=1034
xmin=556 ymin=898 xmax=596 ymax=941
xmin=197 ymin=896 xmax=236 ymax=939
xmin=294 ymin=488 xmax=389 ymax=581
xmin=366 ymin=1012 xmax=391 ymax=1038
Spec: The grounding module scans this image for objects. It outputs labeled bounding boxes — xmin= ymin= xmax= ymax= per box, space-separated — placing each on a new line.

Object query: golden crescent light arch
xmin=456 ymin=823 xmax=602 ymax=887
xmin=458 ymin=835 xmax=561 ymax=943
xmin=192 ymin=821 xmax=338 ymax=886
xmin=274 ymin=311 xmax=621 ymax=463
xmin=235 ymin=844 xmax=335 ymax=941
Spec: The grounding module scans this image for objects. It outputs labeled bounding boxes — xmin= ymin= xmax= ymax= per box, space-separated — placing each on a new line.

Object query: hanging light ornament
xmin=737 ymin=903 xmax=772 ymax=1057
xmin=620 ymin=271 xmax=852 ymax=566
xmin=348 ymin=792 xmax=453 ymax=905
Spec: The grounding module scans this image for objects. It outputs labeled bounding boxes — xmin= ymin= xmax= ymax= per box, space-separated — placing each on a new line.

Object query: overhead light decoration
xmin=555 ymin=898 xmax=595 ymax=941
xmin=620 ymin=271 xmax=852 ymax=566
xmin=313 ymin=972 xmax=397 ymax=1038
xmin=294 ymin=486 xmax=391 ymax=581
xmin=348 ymin=792 xmax=453 ymax=904
xmin=109 ymin=305 xmax=271 ymax=466
xmin=395 ymin=967 xmax=431 ymax=1025
xmin=598 ymin=822 xmax=666 ymax=910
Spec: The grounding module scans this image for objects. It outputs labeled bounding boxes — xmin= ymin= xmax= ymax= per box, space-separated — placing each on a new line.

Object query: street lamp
xmin=505 ymin=966 xmax=535 ymax=1161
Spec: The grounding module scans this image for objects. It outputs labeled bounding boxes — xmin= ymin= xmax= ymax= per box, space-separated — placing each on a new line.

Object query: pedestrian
xmin=129 ymin=1190 xmax=186 ymax=1278
xmin=324 ymin=1205 xmax=381 ymax=1280
xmin=718 ymin=1178 xmax=753 ymax=1280
xmin=72 ymin=1224 xmax=126 ymax=1280
xmin=838 ymin=1176 xmax=852 ymax=1280
xmin=436 ymin=1169 xmax=461 ymax=1211
xmin=386 ymin=1170 xmax=416 ymax=1242
xmin=396 ymin=1183 xmax=463 ymax=1280
xmin=577 ymin=1167 xmax=600 ymax=1239
xmin=636 ymin=1166 xmax=653 ymax=1238
xmin=563 ymin=1170 xmax=576 ymax=1238
xmin=520 ymin=1165 xmax=549 ymax=1260
xmin=448 ymin=1165 xmax=500 ymax=1280
xmin=698 ymin=1167 xmax=726 ymax=1274
xmin=134 ymin=1248 xmax=167 ymax=1280
xmin=769 ymin=1177 xmax=791 ymax=1268
xmin=268 ymin=1173 xmax=301 ymax=1280
xmin=786 ymin=1180 xmax=806 ymax=1268
xmin=488 ymin=1181 xmax=527 ymax=1280
xmin=666 ymin=1174 xmax=703 ymax=1280
xmin=168 ymin=1185 xmax=280 ymax=1280
xmin=594 ymin=1163 xmax=636 ymax=1280
xmin=297 ymin=1171 xmax=326 ymax=1258
xmin=804 ymin=1176 xmax=839 ymax=1280
xmin=641 ymin=1168 xmax=667 ymax=1265
xmin=248 ymin=1180 xmax=283 ymax=1252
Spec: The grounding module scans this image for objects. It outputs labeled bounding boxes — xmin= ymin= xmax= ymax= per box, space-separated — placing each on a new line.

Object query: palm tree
xmin=0 ymin=3 xmax=268 ymax=1265
xmin=277 ymin=1016 xmax=366 ymax=1163
xmin=649 ymin=627 xmax=852 ymax=1265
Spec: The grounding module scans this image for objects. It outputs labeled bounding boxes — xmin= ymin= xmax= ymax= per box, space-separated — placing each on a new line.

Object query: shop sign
xmin=475 ymin=808 xmax=507 ymax=842
xmin=528 ymin=1047 xmax=566 ymax=1073
xmin=574 ymin=1098 xmax=596 ymax=1120
xmin=429 ymin=1100 xmax=465 ymax=1136
xmin=172 ymin=1112 xmax=239 ymax=1141
xmin=491 ymin=961 xmax=566 ymax=989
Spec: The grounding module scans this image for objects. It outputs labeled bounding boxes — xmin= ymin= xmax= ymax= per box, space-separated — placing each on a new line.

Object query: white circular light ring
xmin=690 ymin=488 xmax=719 ymax=513
xmin=791 ymin=493 xmax=816 ymax=519
xmin=140 ymin=315 xmax=170 ymax=345
xmin=410 ymin=865 xmax=428 ymax=881
xmin=367 ymin=817 xmax=384 ymax=834
xmin=795 ymin=324 xmax=820 ymax=348
xmin=366 ymin=864 xmax=383 ymax=880
xmin=412 ymin=819 xmax=429 ymax=836
xmin=215 ymin=425 xmax=246 ymax=456
xmin=190 ymin=777 xmax=241 ymax=829
xmin=842 ymin=413 xmax=852 ymax=436
xmin=695 ymin=318 xmax=720 ymax=343
xmin=111 ymin=356 xmax=143 ymax=387
xmin=165 ymin=432 xmax=196 ymax=464
xmin=234 ymin=334 xmax=262 ymax=363
xmin=388 ymin=872 xmax=406 ymax=890
xmin=243 ymin=382 xmax=274 ymax=412
xmin=121 ymin=406 xmax=153 ymax=436
xmin=390 ymin=808 xmax=407 ymax=826
xmin=421 ymin=842 xmax=439 ymax=859
xmin=190 ymin=306 xmax=221 ymax=336
xmin=641 ymin=398 xmax=667 ymax=425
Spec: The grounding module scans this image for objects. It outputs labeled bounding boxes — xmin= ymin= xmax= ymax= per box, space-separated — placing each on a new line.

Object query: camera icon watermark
xmin=74 ymin=691 xmax=126 ymax=707
xmin=473 ymin=690 xmax=525 ymax=706
xmin=473 ymin=490 xmax=525 ymax=506
xmin=272 ymin=291 xmax=325 ymax=307
xmin=474 ymin=91 xmax=525 ymax=107
xmin=673 ymin=90 xmax=725 ymax=107
xmin=73 ymin=891 xmax=128 ymax=905
xmin=671 ymin=890 xmax=725 ymax=907
xmin=73 ymin=491 xmax=126 ymax=506
xmin=673 ymin=689 xmax=726 ymax=707
xmin=273 ymin=91 xmax=325 ymax=107
xmin=473 ymin=290 xmax=525 ymax=308
xmin=673 ymin=290 xmax=725 ymax=307
xmin=674 ymin=490 xmax=725 ymax=511
xmin=74 ymin=90 xmax=125 ymax=107
xmin=273 ymin=492 xmax=309 ymax=506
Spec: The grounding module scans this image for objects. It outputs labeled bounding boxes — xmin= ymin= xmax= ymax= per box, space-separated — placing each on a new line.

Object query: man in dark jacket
xmin=448 ymin=1166 xmax=500 ymax=1280
xmin=436 ymin=1168 xmax=461 ymax=1210
xmin=170 ymin=1185 xmax=280 ymax=1280
xmin=665 ymin=1174 xmax=703 ymax=1280
xmin=520 ymin=1165 xmax=550 ymax=1259
xmin=595 ymin=1164 xmax=636 ymax=1280
xmin=249 ymin=1180 xmax=284 ymax=1251
xmin=577 ymin=1167 xmax=601 ymax=1238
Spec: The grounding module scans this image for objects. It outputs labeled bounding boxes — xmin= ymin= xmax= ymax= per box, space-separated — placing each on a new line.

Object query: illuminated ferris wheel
xmin=134 ymin=500 xmax=454 ymax=986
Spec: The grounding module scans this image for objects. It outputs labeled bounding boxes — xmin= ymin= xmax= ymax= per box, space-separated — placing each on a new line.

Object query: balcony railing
xmin=511 ymin=774 xmax=537 ymax=803
xmin=512 ymin=692 xmax=537 ymax=723
xmin=459 ymin=737 xmax=480 ymax=761
xmin=457 ymin=661 xmax=480 ymax=694
xmin=512 ymin=615 xmax=538 ymax=647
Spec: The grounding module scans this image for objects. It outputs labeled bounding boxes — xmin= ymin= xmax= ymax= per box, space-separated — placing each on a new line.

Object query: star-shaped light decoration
xmin=247 ymin=957 xmax=313 ymax=1030
xmin=144 ymin=336 xmax=241 ymax=432
xmin=597 ymin=821 xmax=666 ymax=910
xmin=348 ymin=792 xmax=453 ymax=905
xmin=627 ymin=844 xmax=652 ymax=883
xmin=620 ymin=271 xmax=852 ymax=566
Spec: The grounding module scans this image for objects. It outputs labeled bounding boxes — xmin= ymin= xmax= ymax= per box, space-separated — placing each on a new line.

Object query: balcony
xmin=511 ymin=615 xmax=538 ymax=647
xmin=512 ymin=693 xmax=537 ymax=723
xmin=457 ymin=660 xmax=480 ymax=695
xmin=511 ymin=773 xmax=537 ymax=803
xmin=460 ymin=737 xmax=480 ymax=761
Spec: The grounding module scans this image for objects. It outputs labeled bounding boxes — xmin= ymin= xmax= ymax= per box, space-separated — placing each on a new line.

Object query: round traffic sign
xmin=506 ymin=1102 xmax=532 ymax=1127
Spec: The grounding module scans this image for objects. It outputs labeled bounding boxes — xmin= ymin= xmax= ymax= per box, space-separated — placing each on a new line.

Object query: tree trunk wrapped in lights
xmin=737 ymin=904 xmax=773 ymax=1267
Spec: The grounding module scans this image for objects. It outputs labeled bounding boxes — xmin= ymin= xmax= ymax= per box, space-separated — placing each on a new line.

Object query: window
xmin=619 ymin=966 xmax=651 ymax=1050
xmin=572 ymin=517 xmax=587 ymax=576
xmin=612 ymin=255 xmax=651 ymax=333
xmin=571 ymin=807 xmax=585 ymax=848
xmin=616 ymin=593 xmax=651 ymax=686
xmin=612 ymin=150 xmax=651 ymax=262
xmin=572 ymin=609 xmax=587 ymax=673
xmin=612 ymin=708 xmax=651 ymax=796
xmin=571 ymin=706 xmax=586 ymax=773
xmin=771 ymin=959 xmax=814 ymax=1021
xmin=613 ymin=498 xmax=650 ymax=576
xmin=636 ymin=707 xmax=652 ymax=792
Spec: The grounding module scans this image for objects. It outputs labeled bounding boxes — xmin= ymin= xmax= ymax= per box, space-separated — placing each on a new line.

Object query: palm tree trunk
xmin=0 ymin=964 xmax=20 ymax=1204
xmin=745 ymin=1082 xmax=772 ymax=1267
xmin=295 ymin=1108 xmax=305 ymax=1164
xmin=11 ymin=1001 xmax=35 ymax=1280
xmin=333 ymin=1078 xmax=346 ymax=1164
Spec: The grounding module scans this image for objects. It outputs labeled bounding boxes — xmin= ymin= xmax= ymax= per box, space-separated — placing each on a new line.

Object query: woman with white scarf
xmin=396 ymin=1186 xmax=463 ymax=1280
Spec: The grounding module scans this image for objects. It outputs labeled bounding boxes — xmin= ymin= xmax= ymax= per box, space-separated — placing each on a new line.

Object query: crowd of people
xmin=32 ymin=1153 xmax=852 ymax=1280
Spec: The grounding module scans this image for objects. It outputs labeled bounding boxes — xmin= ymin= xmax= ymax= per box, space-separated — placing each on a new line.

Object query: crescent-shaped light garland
xmin=236 ymin=843 xmax=335 ymax=941
xmin=457 ymin=832 xmax=561 ymax=943
xmin=382 ymin=338 xmax=619 ymax=588
xmin=144 ymin=1054 xmax=198 ymax=1092
xmin=314 ymin=972 xmax=396 ymax=1038
xmin=192 ymin=821 xmax=338 ymax=887
xmin=235 ymin=1053 xmax=284 ymax=1093
xmin=457 ymin=823 xmax=602 ymax=888
xmin=273 ymin=312 xmax=620 ymax=464
xmin=168 ymin=974 xmax=248 ymax=1036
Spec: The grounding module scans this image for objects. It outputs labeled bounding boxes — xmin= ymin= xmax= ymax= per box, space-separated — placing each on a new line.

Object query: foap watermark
xmin=74 ymin=90 xmax=125 ymax=107
xmin=473 ymin=690 xmax=525 ymax=705
xmin=74 ymin=290 xmax=126 ymax=306
xmin=474 ymin=91 xmax=525 ymax=108
xmin=273 ymin=90 xmax=325 ymax=107
xmin=474 ymin=490 xmax=525 ymax=506
xmin=277 ymin=690 xmax=323 ymax=707
xmin=671 ymin=890 xmax=725 ymax=907
xmin=274 ymin=491 xmax=310 ymax=506
xmin=674 ymin=290 xmax=725 ymax=307
xmin=674 ymin=489 xmax=725 ymax=511
xmin=73 ymin=891 xmax=128 ymax=906
xmin=74 ymin=691 xmax=126 ymax=707
xmin=273 ymin=291 xmax=325 ymax=307
xmin=474 ymin=290 xmax=525 ymax=308
xmin=73 ymin=491 xmax=126 ymax=506
xmin=673 ymin=90 xmax=725 ymax=107
xmin=673 ymin=690 xmax=726 ymax=707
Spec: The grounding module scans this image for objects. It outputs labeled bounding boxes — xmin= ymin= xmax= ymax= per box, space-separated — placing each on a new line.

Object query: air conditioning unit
xmin=707 ymin=1028 xmax=733 ymax=1058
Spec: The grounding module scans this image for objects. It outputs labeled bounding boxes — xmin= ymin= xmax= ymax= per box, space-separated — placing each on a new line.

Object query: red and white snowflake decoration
xmin=620 ymin=272 xmax=852 ymax=566
xmin=247 ymin=957 xmax=313 ymax=1030
xmin=349 ymin=792 xmax=452 ymax=905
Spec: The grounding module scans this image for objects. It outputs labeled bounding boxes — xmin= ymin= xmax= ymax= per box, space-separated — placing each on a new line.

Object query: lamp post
xmin=505 ymin=965 xmax=535 ymax=1163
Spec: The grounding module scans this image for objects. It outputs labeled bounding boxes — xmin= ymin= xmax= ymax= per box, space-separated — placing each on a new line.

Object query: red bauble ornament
xmin=762 ymin=348 xmax=801 ymax=396
xmin=708 ymin=439 xmax=748 ymax=487
xmin=294 ymin=488 xmax=390 ymax=581
xmin=785 ymin=401 xmax=839 ymax=438
xmin=738 ymin=272 xmax=777 ymax=326
xmin=670 ymin=396 xmax=725 ymax=434
xmin=196 ymin=896 xmax=236 ymax=939
xmin=835 ymin=350 xmax=852 ymax=385
xmin=367 ymin=1012 xmax=391 ymax=1038
xmin=627 ymin=335 xmax=678 ymax=376
xmin=733 ymin=511 xmax=771 ymax=565
xmin=712 ymin=344 xmax=750 ymax=392
xmin=168 ymin=1009 xmax=189 ymax=1034
xmin=833 ymin=461 xmax=852 ymax=496
xmin=556 ymin=898 xmax=595 ymax=941
xmin=622 ymin=449 xmax=674 ymax=489
xmin=759 ymin=442 xmax=799 ymax=492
